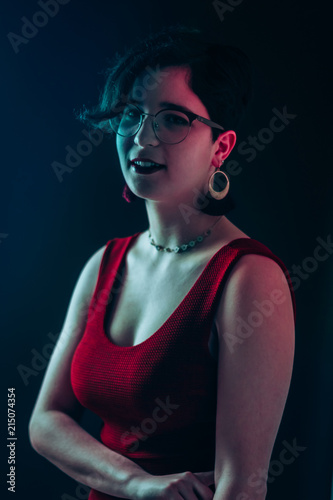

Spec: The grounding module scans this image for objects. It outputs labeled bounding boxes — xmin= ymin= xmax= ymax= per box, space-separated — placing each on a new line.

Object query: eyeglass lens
xmin=109 ymin=103 xmax=191 ymax=144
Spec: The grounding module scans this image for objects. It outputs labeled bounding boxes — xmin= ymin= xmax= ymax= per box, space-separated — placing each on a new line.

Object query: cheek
xmin=182 ymin=138 xmax=212 ymax=170
xmin=116 ymin=136 xmax=132 ymax=162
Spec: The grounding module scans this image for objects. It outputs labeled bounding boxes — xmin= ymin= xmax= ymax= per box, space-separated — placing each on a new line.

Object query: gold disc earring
xmin=208 ymin=161 xmax=230 ymax=200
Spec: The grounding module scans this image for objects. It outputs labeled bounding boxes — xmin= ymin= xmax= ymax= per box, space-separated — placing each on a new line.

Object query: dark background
xmin=1 ymin=1 xmax=333 ymax=499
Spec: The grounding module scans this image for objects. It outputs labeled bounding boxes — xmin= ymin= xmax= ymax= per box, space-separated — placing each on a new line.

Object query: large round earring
xmin=208 ymin=161 xmax=230 ymax=200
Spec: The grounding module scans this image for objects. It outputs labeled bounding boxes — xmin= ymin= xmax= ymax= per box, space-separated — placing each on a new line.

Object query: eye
xmin=123 ymin=107 xmax=140 ymax=119
xmin=161 ymin=112 xmax=189 ymax=126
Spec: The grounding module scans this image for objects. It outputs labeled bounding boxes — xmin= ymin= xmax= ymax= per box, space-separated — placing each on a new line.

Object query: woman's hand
xmin=133 ymin=470 xmax=215 ymax=500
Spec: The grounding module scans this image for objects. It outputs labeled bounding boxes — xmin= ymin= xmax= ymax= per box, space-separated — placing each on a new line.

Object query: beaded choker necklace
xmin=148 ymin=216 xmax=223 ymax=254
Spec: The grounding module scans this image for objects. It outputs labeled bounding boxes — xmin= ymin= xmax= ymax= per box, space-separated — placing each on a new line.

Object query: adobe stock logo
xmin=17 ymin=332 xmax=59 ymax=386
xmin=212 ymin=0 xmax=244 ymax=22
xmin=7 ymin=0 xmax=71 ymax=54
xmin=236 ymin=438 xmax=307 ymax=499
xmin=222 ymin=285 xmax=287 ymax=354
xmin=52 ymin=128 xmax=104 ymax=183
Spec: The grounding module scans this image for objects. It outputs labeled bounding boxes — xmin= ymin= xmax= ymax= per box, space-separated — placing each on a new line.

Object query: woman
xmin=29 ymin=25 xmax=296 ymax=500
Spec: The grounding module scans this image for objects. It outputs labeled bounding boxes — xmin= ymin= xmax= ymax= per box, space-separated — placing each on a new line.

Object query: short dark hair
xmin=75 ymin=24 xmax=253 ymax=143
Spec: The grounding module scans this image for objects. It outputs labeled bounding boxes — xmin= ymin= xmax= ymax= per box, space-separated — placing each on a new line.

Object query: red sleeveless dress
xmin=70 ymin=232 xmax=296 ymax=499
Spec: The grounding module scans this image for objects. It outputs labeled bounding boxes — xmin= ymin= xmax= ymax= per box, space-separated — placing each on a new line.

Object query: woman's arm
xmin=28 ymin=244 xmax=150 ymax=499
xmin=212 ymin=254 xmax=295 ymax=500
xmin=30 ymin=410 xmax=149 ymax=498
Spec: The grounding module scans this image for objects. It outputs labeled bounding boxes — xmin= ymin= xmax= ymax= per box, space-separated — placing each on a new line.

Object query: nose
xmin=133 ymin=114 xmax=160 ymax=147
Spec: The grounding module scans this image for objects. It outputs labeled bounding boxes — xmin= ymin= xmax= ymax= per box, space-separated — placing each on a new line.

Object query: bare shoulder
xmin=226 ymin=253 xmax=289 ymax=286
xmin=80 ymin=243 xmax=107 ymax=298
xmin=216 ymin=252 xmax=292 ymax=309
xmin=214 ymin=252 xmax=295 ymax=344
xmin=88 ymin=242 xmax=107 ymax=266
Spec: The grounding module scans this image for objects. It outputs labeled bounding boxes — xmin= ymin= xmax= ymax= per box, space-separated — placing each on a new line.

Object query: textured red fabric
xmin=70 ymin=232 xmax=296 ymax=499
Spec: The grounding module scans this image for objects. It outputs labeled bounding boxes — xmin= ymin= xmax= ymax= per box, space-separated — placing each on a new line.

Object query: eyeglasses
xmin=108 ymin=103 xmax=225 ymax=144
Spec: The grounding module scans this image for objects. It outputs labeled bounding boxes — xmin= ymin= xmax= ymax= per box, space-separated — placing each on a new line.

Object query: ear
xmin=211 ymin=130 xmax=237 ymax=167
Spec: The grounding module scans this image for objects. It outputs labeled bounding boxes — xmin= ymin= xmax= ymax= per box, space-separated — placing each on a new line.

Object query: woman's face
xmin=116 ymin=65 xmax=234 ymax=209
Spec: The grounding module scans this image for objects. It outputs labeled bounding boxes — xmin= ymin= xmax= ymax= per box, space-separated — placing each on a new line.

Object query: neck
xmin=144 ymin=199 xmax=226 ymax=251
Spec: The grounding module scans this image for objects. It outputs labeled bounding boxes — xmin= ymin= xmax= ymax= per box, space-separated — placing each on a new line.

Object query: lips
xmin=129 ymin=157 xmax=166 ymax=168
xmin=128 ymin=158 xmax=166 ymax=176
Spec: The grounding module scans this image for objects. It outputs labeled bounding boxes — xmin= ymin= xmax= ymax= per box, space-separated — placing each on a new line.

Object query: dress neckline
xmin=101 ymin=231 xmax=252 ymax=349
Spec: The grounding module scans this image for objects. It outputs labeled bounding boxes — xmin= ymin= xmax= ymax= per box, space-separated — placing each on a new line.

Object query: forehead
xmin=128 ymin=65 xmax=208 ymax=115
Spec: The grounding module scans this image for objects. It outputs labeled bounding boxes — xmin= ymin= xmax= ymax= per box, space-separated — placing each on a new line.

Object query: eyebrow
xmin=127 ymin=98 xmax=195 ymax=115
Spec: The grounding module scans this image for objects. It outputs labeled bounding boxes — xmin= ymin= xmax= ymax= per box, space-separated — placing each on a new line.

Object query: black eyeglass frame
xmin=107 ymin=103 xmax=225 ymax=144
